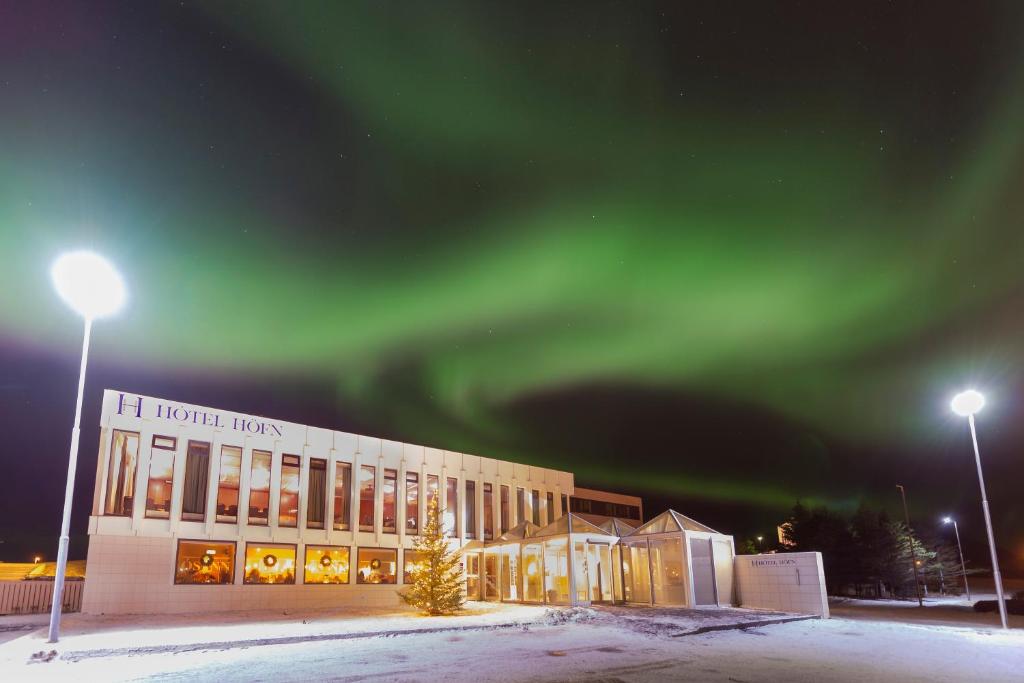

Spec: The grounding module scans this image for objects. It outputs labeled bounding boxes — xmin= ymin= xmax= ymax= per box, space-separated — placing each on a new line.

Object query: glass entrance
xmin=588 ymin=543 xmax=613 ymax=602
xmin=500 ymin=545 xmax=520 ymax=601
xmin=689 ymin=537 xmax=717 ymax=606
xmin=483 ymin=552 xmax=500 ymax=600
xmin=465 ymin=553 xmax=481 ymax=600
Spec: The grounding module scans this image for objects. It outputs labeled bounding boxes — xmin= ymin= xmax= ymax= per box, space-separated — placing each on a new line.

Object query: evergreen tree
xmin=399 ymin=495 xmax=466 ymax=615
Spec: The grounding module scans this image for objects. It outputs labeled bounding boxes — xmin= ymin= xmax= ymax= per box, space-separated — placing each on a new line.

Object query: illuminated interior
xmin=303 ymin=545 xmax=350 ymax=584
xmin=244 ymin=543 xmax=296 ymax=584
xmin=175 ymin=541 xmax=235 ymax=585
xmin=356 ymin=548 xmax=397 ymax=584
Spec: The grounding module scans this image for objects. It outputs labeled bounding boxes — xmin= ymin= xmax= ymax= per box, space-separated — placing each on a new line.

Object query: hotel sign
xmin=112 ymin=391 xmax=287 ymax=438
xmin=749 ymin=558 xmax=797 ymax=567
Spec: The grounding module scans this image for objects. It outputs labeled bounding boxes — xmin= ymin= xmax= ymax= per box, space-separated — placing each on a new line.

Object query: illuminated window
xmin=303 ymin=545 xmax=350 ymax=584
xmin=546 ymin=492 xmax=555 ymax=524
xmin=181 ymin=441 xmax=210 ymax=522
xmin=405 ymin=472 xmax=419 ymax=534
xmin=216 ymin=446 xmax=242 ymax=523
xmin=174 ymin=540 xmax=235 ymax=585
xmin=383 ymin=469 xmax=397 ymax=533
xmin=445 ymin=477 xmax=458 ymax=537
xmin=426 ymin=474 xmax=439 ymax=512
xmin=483 ymin=483 xmax=494 ymax=540
xmin=244 ymin=543 xmax=296 ymax=584
xmin=144 ymin=435 xmax=176 ymax=519
xmin=465 ymin=480 xmax=476 ymax=540
xmin=532 ymin=490 xmax=540 ymax=525
xmin=104 ymin=430 xmax=139 ymax=516
xmin=359 ymin=465 xmax=375 ymax=532
xmin=307 ymin=458 xmax=327 ymax=529
xmin=516 ymin=487 xmax=525 ymax=526
xmin=248 ymin=450 xmax=271 ymax=525
xmin=500 ymin=485 xmax=509 ymax=534
xmin=356 ymin=548 xmax=397 ymax=584
xmin=333 ymin=462 xmax=351 ymax=530
xmin=279 ymin=454 xmax=301 ymax=528
xmin=403 ymin=550 xmax=427 ymax=583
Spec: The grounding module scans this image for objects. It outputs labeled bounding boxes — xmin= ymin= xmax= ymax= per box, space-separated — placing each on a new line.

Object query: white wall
xmin=733 ymin=552 xmax=829 ymax=617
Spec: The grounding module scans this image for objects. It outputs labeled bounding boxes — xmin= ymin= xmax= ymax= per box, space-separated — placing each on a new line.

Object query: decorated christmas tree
xmin=400 ymin=495 xmax=466 ymax=615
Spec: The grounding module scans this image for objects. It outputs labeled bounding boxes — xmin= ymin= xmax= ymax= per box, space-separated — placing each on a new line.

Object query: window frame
xmin=531 ymin=489 xmax=540 ymax=526
xmin=382 ymin=468 xmax=398 ymax=534
xmin=243 ymin=541 xmax=299 ymax=585
xmin=403 ymin=548 xmax=428 ymax=584
xmin=216 ymin=445 xmax=243 ymax=523
xmin=445 ymin=477 xmax=459 ymax=537
xmin=483 ymin=482 xmax=493 ymax=540
xmin=465 ymin=479 xmax=476 ymax=540
xmin=278 ymin=454 xmax=301 ymax=528
xmin=405 ymin=471 xmax=419 ymax=534
xmin=248 ymin=449 xmax=272 ymax=526
xmin=516 ymin=487 xmax=525 ymax=526
xmin=180 ymin=440 xmax=211 ymax=523
xmin=144 ymin=434 xmax=177 ymax=520
xmin=306 ymin=457 xmax=327 ymax=529
xmin=358 ymin=464 xmax=376 ymax=533
xmin=173 ymin=538 xmax=237 ymax=586
xmin=302 ymin=544 xmax=351 ymax=585
xmin=500 ymin=485 xmax=509 ymax=534
xmin=104 ymin=429 xmax=140 ymax=517
xmin=355 ymin=547 xmax=399 ymax=585
xmin=333 ymin=461 xmax=352 ymax=531
xmin=546 ymin=491 xmax=555 ymax=524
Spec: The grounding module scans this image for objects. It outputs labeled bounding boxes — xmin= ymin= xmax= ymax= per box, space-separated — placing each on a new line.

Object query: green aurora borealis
xmin=2 ymin=2 xmax=1024 ymax=561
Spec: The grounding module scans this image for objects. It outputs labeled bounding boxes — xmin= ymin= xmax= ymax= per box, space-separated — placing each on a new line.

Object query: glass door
xmin=588 ymin=543 xmax=613 ymax=602
xmin=483 ymin=552 xmax=500 ymax=600
xmin=465 ymin=553 xmax=481 ymax=600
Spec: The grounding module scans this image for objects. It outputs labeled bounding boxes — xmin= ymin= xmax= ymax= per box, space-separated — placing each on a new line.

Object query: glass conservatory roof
xmin=598 ymin=518 xmax=638 ymax=537
xmin=532 ymin=513 xmax=609 ymax=538
xmin=495 ymin=520 xmax=542 ymax=542
xmin=626 ymin=509 xmax=719 ymax=536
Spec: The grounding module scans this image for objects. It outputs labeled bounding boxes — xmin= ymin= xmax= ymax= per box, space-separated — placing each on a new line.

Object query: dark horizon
xmin=2 ymin=2 xmax=1023 ymax=577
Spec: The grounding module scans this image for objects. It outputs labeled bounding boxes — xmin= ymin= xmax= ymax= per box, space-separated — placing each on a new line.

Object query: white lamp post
xmin=942 ymin=516 xmax=970 ymax=601
xmin=48 ymin=251 xmax=126 ymax=643
xmin=950 ymin=389 xmax=1007 ymax=629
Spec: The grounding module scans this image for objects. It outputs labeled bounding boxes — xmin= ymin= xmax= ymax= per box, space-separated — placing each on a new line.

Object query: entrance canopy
xmin=626 ymin=509 xmax=719 ymax=536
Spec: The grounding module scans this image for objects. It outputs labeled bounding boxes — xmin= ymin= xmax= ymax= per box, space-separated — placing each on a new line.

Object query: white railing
xmin=0 ymin=580 xmax=84 ymax=615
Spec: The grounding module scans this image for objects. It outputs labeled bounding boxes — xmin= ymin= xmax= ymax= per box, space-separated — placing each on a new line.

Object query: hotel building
xmin=82 ymin=390 xmax=741 ymax=615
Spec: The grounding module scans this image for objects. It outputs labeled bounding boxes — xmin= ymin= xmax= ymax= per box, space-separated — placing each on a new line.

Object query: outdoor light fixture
xmin=950 ymin=388 xmax=1007 ymax=628
xmin=942 ymin=516 xmax=970 ymax=601
xmin=47 ymin=250 xmax=127 ymax=643
xmin=51 ymin=251 xmax=127 ymax=320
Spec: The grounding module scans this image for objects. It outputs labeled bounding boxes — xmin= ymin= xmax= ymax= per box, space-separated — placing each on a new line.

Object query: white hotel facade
xmin=83 ymin=389 xmax=828 ymax=617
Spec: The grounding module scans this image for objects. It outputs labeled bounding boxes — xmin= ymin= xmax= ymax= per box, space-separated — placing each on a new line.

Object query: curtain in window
xmin=182 ymin=447 xmax=210 ymax=516
xmin=307 ymin=464 xmax=326 ymax=524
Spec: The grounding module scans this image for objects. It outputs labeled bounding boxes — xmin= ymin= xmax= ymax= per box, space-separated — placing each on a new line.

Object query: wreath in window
xmin=370 ymin=558 xmax=381 ymax=570
xmin=200 ymin=554 xmax=214 ymax=567
xmin=263 ymin=554 xmax=278 ymax=568
xmin=320 ymin=555 xmax=333 ymax=568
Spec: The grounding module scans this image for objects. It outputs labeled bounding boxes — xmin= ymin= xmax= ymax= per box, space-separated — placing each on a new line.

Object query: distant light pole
xmin=895 ymin=484 xmax=923 ymax=607
xmin=756 ymin=535 xmax=764 ymax=552
xmin=942 ymin=516 xmax=970 ymax=601
xmin=48 ymin=251 xmax=126 ymax=643
xmin=950 ymin=390 xmax=1007 ymax=629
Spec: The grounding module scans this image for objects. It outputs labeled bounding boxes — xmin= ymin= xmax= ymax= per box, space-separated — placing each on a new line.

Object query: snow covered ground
xmin=2 ymin=603 xmax=1022 ymax=682
xmin=830 ymin=596 xmax=1024 ymax=629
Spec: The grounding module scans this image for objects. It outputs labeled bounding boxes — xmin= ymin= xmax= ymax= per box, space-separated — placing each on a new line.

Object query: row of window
xmin=569 ymin=497 xmax=641 ymax=521
xmin=105 ymin=431 xmax=566 ymax=538
xmin=175 ymin=540 xmax=428 ymax=586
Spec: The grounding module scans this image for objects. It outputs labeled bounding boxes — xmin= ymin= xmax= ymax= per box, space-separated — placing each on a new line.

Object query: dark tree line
xmin=767 ymin=502 xmax=968 ymax=599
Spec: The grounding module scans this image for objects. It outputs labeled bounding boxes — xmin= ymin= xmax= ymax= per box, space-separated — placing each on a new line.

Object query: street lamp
xmin=942 ymin=516 xmax=970 ymax=601
xmin=48 ymin=251 xmax=126 ymax=643
xmin=950 ymin=389 xmax=1007 ymax=629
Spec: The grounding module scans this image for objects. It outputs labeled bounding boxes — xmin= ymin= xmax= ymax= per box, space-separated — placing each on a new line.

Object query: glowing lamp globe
xmin=50 ymin=251 xmax=126 ymax=320
xmin=951 ymin=390 xmax=985 ymax=417
xmin=942 ymin=517 xmax=952 ymax=525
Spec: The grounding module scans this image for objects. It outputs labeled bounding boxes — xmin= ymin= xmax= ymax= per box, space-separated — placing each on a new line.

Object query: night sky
xmin=1 ymin=2 xmax=1023 ymax=573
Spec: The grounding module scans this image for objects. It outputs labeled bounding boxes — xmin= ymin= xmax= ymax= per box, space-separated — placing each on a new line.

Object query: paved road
xmin=9 ymin=614 xmax=1024 ymax=682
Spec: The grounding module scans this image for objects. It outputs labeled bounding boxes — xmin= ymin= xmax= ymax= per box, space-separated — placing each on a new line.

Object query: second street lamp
xmin=942 ymin=516 xmax=970 ymax=601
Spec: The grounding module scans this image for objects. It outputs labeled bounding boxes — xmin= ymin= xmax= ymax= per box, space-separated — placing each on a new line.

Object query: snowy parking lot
xmin=2 ymin=603 xmax=1022 ymax=682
